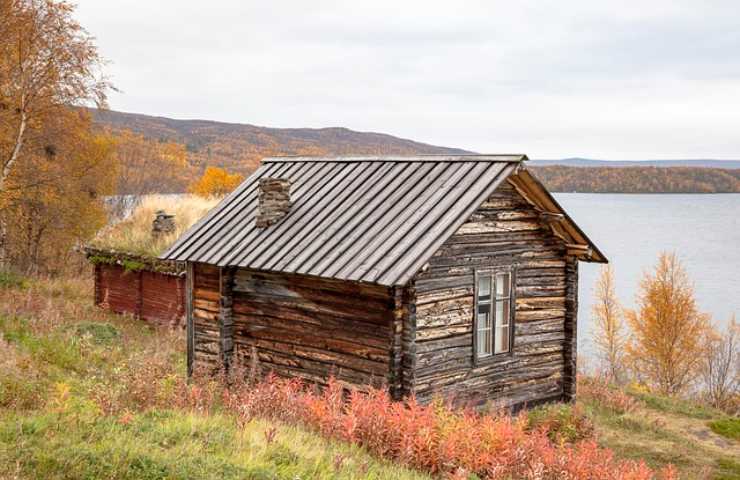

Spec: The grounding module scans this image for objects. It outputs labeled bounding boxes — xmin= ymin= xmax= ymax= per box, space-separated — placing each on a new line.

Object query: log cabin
xmin=161 ymin=155 xmax=607 ymax=409
xmin=86 ymin=196 xmax=218 ymax=328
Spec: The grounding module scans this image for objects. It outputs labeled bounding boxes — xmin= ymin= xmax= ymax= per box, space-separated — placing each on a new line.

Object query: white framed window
xmin=474 ymin=268 xmax=515 ymax=360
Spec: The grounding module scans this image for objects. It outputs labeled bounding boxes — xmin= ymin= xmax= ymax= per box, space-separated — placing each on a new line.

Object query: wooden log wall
xmin=562 ymin=258 xmax=579 ymax=401
xmin=190 ymin=263 xmax=222 ymax=372
xmin=95 ymin=263 xmax=185 ymax=327
xmin=411 ymin=181 xmax=577 ymax=409
xmin=228 ymin=270 xmax=396 ymax=391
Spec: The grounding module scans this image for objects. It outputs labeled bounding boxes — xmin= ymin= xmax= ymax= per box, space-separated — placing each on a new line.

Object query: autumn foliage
xmin=626 ymin=252 xmax=712 ymax=395
xmin=108 ymin=129 xmax=191 ymax=195
xmin=148 ymin=373 xmax=675 ymax=480
xmin=532 ymin=165 xmax=740 ymax=193
xmin=592 ymin=265 xmax=628 ymax=383
xmin=189 ymin=166 xmax=244 ymax=198
xmin=91 ymin=358 xmax=677 ymax=480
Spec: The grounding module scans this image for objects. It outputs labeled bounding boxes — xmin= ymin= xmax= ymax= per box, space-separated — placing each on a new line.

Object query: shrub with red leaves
xmin=579 ymin=374 xmax=639 ymax=414
xmin=219 ymin=375 xmax=677 ymax=480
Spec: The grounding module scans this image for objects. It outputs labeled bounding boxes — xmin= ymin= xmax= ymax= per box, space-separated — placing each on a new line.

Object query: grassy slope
xmin=0 ymin=274 xmax=738 ymax=479
xmin=579 ymin=382 xmax=740 ymax=479
xmin=0 ymin=276 xmax=428 ymax=480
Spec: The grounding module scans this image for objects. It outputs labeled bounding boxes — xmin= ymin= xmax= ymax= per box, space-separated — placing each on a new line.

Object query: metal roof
xmin=162 ymin=155 xmax=528 ymax=286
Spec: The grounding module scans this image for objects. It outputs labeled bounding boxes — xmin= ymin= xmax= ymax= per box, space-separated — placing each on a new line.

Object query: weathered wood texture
xmin=220 ymin=270 xmax=396 ymax=390
xmin=94 ymin=264 xmax=185 ymax=327
xmin=191 ymin=263 xmax=222 ymax=372
xmin=563 ymin=257 xmax=579 ymax=401
xmin=411 ymin=181 xmax=577 ymax=409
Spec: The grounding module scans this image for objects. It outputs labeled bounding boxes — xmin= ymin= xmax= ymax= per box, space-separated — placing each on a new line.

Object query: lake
xmin=554 ymin=193 xmax=740 ymax=358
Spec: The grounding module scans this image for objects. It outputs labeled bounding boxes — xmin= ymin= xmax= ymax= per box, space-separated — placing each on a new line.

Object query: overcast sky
xmin=74 ymin=1 xmax=740 ymax=159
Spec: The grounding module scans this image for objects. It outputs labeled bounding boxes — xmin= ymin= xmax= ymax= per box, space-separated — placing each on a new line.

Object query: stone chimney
xmin=256 ymin=177 xmax=292 ymax=228
xmin=152 ymin=210 xmax=176 ymax=239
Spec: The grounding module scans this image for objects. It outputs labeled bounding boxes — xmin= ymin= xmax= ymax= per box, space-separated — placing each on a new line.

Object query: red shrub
xmin=219 ymin=375 xmax=677 ymax=480
xmin=579 ymin=374 xmax=639 ymax=414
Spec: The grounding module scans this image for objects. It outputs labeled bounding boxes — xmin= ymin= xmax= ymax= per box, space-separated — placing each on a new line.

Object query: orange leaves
xmin=92 ymin=366 xmax=677 ymax=479
xmin=109 ymin=129 xmax=191 ymax=195
xmin=214 ymin=374 xmax=675 ymax=479
xmin=625 ymin=252 xmax=712 ymax=395
xmin=189 ymin=166 xmax=244 ymax=198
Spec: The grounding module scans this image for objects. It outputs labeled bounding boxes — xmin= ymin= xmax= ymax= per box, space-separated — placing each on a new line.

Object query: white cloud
xmin=75 ymin=0 xmax=740 ymax=159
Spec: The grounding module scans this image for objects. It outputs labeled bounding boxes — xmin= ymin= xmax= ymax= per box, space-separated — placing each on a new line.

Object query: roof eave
xmin=508 ymin=168 xmax=608 ymax=264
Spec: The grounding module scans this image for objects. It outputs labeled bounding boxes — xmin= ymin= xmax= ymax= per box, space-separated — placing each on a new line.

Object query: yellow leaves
xmin=2 ymin=109 xmax=117 ymax=273
xmin=189 ymin=166 xmax=244 ymax=198
xmin=624 ymin=252 xmax=712 ymax=395
xmin=591 ymin=265 xmax=628 ymax=383
xmin=51 ymin=382 xmax=72 ymax=414
xmin=108 ymin=129 xmax=192 ymax=195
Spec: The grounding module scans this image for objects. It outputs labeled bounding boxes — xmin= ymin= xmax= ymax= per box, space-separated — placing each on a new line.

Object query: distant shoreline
xmin=530 ymin=165 xmax=740 ymax=194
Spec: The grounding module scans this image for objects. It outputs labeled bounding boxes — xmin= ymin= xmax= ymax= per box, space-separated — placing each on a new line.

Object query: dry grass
xmin=89 ymin=195 xmax=220 ymax=257
xmin=0 ymin=275 xmax=429 ymax=480
xmin=579 ymin=377 xmax=740 ymax=479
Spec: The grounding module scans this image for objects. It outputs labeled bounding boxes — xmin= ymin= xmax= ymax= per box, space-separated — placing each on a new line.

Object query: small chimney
xmin=256 ymin=177 xmax=292 ymax=228
xmin=152 ymin=210 xmax=176 ymax=239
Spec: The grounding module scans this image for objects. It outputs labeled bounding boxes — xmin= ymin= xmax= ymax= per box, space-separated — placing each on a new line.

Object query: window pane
xmin=495 ymin=326 xmax=510 ymax=353
xmin=477 ymin=325 xmax=492 ymax=357
xmin=478 ymin=304 xmax=491 ymax=328
xmin=477 ymin=329 xmax=487 ymax=356
xmin=495 ymin=299 xmax=510 ymax=327
xmin=496 ymin=272 xmax=510 ymax=298
xmin=478 ymin=276 xmax=491 ymax=302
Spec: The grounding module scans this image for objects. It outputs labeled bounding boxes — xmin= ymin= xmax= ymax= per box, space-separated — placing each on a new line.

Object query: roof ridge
xmin=263 ymin=154 xmax=528 ymax=163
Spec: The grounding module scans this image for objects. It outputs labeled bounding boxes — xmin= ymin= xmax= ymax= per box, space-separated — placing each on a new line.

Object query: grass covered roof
xmin=89 ymin=195 xmax=220 ymax=258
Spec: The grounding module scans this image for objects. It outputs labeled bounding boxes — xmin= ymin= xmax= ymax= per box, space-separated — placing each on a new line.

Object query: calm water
xmin=554 ymin=193 xmax=740 ymax=358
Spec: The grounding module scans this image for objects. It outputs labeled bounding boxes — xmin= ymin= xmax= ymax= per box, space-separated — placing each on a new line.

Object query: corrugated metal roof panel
xmin=161 ymin=155 xmax=526 ymax=286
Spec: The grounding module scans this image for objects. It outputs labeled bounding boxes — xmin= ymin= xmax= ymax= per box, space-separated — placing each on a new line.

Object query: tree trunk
xmin=1 ymin=108 xmax=27 ymax=193
xmin=0 ymin=106 xmax=27 ymax=268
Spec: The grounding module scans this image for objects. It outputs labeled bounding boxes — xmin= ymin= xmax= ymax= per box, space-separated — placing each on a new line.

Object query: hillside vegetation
xmin=92 ymin=109 xmax=740 ymax=194
xmin=91 ymin=109 xmax=468 ymax=174
xmin=532 ymin=165 xmax=740 ymax=193
xmin=1 ymin=274 xmax=738 ymax=479
xmin=0 ymin=274 xmax=428 ymax=480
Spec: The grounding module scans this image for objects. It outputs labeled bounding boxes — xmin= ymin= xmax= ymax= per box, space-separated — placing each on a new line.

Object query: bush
xmin=579 ymin=375 xmax=639 ymax=414
xmin=709 ymin=418 xmax=740 ymax=441
xmin=71 ymin=322 xmax=120 ymax=345
xmin=212 ymin=375 xmax=677 ymax=480
xmin=526 ymin=403 xmax=595 ymax=443
xmin=0 ymin=269 xmax=29 ymax=289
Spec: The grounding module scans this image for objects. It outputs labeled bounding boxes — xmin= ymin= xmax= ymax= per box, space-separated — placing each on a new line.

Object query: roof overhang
xmin=506 ymin=166 xmax=608 ymax=263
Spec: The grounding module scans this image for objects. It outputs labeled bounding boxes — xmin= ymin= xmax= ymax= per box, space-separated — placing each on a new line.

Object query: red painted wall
xmin=94 ymin=264 xmax=185 ymax=327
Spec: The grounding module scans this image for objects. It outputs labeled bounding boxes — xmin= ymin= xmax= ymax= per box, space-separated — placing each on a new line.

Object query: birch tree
xmin=625 ymin=252 xmax=712 ymax=395
xmin=591 ymin=265 xmax=628 ymax=383
xmin=0 ymin=0 xmax=111 ymax=263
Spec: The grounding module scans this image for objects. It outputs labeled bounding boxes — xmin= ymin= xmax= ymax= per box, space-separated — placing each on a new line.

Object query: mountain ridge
xmin=529 ymin=158 xmax=740 ymax=169
xmin=91 ymin=109 xmax=739 ymax=170
xmin=90 ymin=108 xmax=470 ymax=172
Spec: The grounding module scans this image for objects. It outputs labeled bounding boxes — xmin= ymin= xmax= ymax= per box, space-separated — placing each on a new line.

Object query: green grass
xmin=582 ymin=384 xmax=740 ymax=479
xmin=0 ymin=269 xmax=29 ymax=289
xmin=715 ymin=458 xmax=740 ymax=480
xmin=1 ymin=410 xmax=428 ymax=480
xmin=2 ymin=275 xmax=738 ymax=479
xmin=709 ymin=418 xmax=740 ymax=441
xmin=0 ymin=277 xmax=429 ymax=480
xmin=626 ymin=388 xmax=723 ymax=420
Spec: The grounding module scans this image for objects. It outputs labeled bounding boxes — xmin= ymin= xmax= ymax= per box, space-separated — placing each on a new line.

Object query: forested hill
xmin=533 ymin=165 xmax=740 ymax=193
xmin=530 ymin=158 xmax=740 ymax=169
xmin=90 ymin=109 xmax=740 ymax=193
xmin=90 ymin=109 xmax=469 ymax=173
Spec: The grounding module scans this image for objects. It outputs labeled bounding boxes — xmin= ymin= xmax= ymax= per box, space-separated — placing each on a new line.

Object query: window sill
xmin=473 ymin=351 xmax=514 ymax=366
